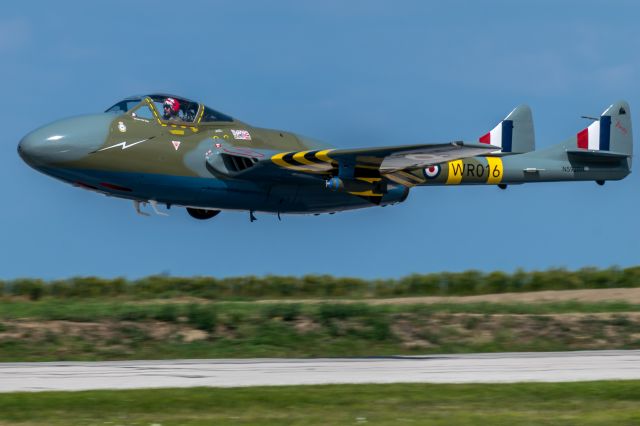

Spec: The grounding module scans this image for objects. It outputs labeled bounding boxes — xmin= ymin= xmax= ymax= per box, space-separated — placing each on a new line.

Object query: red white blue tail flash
xmin=577 ymin=116 xmax=611 ymax=151
xmin=479 ymin=120 xmax=514 ymax=152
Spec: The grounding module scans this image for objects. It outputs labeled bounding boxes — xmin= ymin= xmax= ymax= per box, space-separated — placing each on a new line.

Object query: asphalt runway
xmin=1 ymin=350 xmax=639 ymax=392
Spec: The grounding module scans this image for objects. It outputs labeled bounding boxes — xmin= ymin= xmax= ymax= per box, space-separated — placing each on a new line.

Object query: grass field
xmin=1 ymin=381 xmax=640 ymax=425
xmin=3 ymin=298 xmax=640 ymax=320
xmin=2 ymin=297 xmax=640 ymax=361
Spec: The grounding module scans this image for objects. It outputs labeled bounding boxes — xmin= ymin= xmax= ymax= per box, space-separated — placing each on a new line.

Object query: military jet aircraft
xmin=18 ymin=94 xmax=632 ymax=221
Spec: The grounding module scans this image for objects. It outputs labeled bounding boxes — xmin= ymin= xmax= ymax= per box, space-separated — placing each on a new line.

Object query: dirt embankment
xmin=2 ymin=310 xmax=640 ymax=360
xmin=119 ymin=288 xmax=640 ymax=306
xmin=250 ymin=288 xmax=640 ymax=305
xmin=368 ymin=288 xmax=640 ymax=305
xmin=3 ymin=289 xmax=640 ymax=360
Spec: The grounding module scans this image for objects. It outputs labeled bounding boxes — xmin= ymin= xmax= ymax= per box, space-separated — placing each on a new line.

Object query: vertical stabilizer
xmin=479 ymin=105 xmax=534 ymax=154
xmin=576 ymin=101 xmax=632 ymax=154
xmin=570 ymin=101 xmax=632 ymax=168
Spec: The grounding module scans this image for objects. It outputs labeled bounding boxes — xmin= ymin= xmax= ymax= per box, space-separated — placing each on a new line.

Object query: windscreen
xmin=105 ymin=99 xmax=142 ymax=113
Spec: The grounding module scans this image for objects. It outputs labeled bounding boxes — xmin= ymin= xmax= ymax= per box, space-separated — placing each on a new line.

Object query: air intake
xmin=221 ymin=153 xmax=259 ymax=172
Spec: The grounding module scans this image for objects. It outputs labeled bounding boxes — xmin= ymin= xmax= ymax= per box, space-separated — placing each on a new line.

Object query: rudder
xmin=602 ymin=101 xmax=631 ymax=156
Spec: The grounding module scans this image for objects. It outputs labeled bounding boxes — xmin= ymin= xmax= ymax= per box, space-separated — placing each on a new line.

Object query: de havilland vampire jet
xmin=18 ymin=94 xmax=633 ymax=221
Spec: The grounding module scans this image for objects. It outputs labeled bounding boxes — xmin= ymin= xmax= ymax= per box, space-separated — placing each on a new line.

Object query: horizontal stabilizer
xmin=566 ymin=149 xmax=630 ymax=163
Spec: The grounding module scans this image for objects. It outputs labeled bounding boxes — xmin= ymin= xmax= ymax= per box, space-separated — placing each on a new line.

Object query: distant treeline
xmin=1 ymin=267 xmax=639 ymax=300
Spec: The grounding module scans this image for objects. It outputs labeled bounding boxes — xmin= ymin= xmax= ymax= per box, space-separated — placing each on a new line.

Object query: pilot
xmin=163 ymin=97 xmax=181 ymax=121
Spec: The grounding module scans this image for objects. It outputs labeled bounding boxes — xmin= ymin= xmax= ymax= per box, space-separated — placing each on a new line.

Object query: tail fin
xmin=575 ymin=101 xmax=632 ymax=156
xmin=479 ymin=105 xmax=534 ymax=154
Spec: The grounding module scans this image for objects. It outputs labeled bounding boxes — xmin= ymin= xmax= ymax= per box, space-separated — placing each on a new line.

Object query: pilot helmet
xmin=163 ymin=98 xmax=180 ymax=114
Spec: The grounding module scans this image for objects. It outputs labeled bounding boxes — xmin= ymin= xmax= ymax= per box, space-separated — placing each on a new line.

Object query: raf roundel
xmin=423 ymin=164 xmax=441 ymax=179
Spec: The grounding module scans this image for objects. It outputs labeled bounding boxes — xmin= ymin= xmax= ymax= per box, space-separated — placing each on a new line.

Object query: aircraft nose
xmin=18 ymin=114 xmax=113 ymax=167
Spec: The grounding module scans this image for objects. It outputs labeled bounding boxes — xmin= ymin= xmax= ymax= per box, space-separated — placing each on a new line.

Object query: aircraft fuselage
xmin=18 ymin=94 xmax=632 ymax=219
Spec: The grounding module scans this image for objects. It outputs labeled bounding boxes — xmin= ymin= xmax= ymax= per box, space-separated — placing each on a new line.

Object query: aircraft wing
xmin=332 ymin=142 xmax=499 ymax=172
xmin=269 ymin=141 xmax=499 ymax=175
xmin=216 ymin=141 xmax=500 ymax=196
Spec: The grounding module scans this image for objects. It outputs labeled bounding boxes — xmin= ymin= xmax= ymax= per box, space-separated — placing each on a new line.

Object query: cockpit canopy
xmin=105 ymin=93 xmax=233 ymax=123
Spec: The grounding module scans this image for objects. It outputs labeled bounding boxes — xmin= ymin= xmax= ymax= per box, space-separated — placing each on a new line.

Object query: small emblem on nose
xmin=118 ymin=121 xmax=127 ymax=133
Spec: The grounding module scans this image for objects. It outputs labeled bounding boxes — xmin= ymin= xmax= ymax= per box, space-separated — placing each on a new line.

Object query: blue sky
xmin=2 ymin=1 xmax=639 ymax=280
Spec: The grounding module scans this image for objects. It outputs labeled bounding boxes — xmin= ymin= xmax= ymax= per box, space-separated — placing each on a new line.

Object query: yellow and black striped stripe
xmin=271 ymin=149 xmax=335 ymax=173
xmin=271 ymin=150 xmax=393 ymax=178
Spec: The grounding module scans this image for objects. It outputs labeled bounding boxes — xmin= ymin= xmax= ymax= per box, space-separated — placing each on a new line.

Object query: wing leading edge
xmin=270 ymin=141 xmax=499 ymax=175
xmin=258 ymin=142 xmax=499 ymax=201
